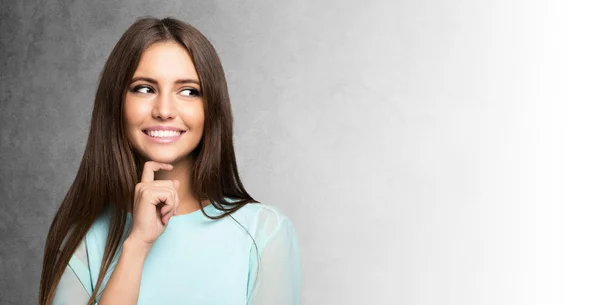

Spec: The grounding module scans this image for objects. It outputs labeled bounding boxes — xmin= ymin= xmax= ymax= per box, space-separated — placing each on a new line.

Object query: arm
xmin=52 ymin=265 xmax=92 ymax=305
xmin=99 ymin=161 xmax=179 ymax=304
xmin=247 ymin=213 xmax=302 ymax=305
xmin=52 ymin=241 xmax=93 ymax=305
xmin=97 ymin=238 xmax=151 ymax=305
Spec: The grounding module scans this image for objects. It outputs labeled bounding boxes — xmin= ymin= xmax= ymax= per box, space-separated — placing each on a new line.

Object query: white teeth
xmin=146 ymin=130 xmax=182 ymax=138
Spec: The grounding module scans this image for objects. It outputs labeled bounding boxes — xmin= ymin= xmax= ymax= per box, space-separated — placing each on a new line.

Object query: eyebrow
xmin=130 ymin=76 xmax=200 ymax=85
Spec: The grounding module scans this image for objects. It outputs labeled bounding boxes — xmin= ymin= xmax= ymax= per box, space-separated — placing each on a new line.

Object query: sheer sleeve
xmin=52 ymin=240 xmax=95 ymax=305
xmin=247 ymin=207 xmax=302 ymax=305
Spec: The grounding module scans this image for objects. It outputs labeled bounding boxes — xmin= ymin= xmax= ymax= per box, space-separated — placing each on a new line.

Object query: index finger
xmin=141 ymin=161 xmax=173 ymax=182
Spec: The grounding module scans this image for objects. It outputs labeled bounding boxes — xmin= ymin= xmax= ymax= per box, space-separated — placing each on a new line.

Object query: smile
xmin=143 ymin=130 xmax=185 ymax=143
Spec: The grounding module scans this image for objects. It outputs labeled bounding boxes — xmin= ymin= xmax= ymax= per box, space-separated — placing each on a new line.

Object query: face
xmin=124 ymin=41 xmax=204 ymax=165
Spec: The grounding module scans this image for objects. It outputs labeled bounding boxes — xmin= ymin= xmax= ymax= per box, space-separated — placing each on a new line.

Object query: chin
xmin=146 ymin=150 xmax=196 ymax=165
xmin=136 ymin=150 xmax=178 ymax=163
xmin=148 ymin=155 xmax=181 ymax=164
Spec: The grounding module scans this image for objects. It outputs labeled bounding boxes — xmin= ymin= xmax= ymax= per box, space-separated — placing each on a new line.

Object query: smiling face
xmin=124 ymin=41 xmax=205 ymax=165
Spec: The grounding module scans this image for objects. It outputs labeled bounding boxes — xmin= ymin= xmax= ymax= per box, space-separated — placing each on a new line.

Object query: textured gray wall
xmin=2 ymin=0 xmax=600 ymax=304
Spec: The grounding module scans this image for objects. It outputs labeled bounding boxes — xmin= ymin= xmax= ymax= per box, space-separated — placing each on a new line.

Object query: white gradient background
xmin=1 ymin=0 xmax=599 ymax=304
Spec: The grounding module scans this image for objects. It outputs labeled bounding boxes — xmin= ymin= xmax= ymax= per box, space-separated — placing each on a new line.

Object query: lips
xmin=143 ymin=129 xmax=184 ymax=137
xmin=143 ymin=125 xmax=186 ymax=132
xmin=142 ymin=129 xmax=185 ymax=143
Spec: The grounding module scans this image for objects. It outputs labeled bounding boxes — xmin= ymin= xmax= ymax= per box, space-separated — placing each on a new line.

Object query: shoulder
xmin=236 ymin=202 xmax=288 ymax=217
xmin=85 ymin=206 xmax=112 ymax=242
xmin=235 ymin=202 xmax=297 ymax=247
xmin=234 ymin=202 xmax=293 ymax=228
xmin=83 ymin=206 xmax=117 ymax=267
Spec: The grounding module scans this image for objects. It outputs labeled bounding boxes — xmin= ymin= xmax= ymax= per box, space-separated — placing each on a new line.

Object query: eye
xmin=130 ymin=85 xmax=154 ymax=94
xmin=180 ymin=88 xmax=201 ymax=97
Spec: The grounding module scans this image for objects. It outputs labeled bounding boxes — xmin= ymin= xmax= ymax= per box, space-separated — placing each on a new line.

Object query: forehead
xmin=133 ymin=41 xmax=199 ymax=81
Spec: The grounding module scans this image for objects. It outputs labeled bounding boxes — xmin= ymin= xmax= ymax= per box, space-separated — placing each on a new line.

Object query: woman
xmin=38 ymin=16 xmax=301 ymax=305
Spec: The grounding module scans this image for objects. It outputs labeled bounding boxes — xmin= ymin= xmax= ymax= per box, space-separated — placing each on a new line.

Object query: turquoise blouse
xmin=51 ymin=200 xmax=302 ymax=305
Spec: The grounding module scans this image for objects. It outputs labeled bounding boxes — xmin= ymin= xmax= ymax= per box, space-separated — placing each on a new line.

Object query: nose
xmin=152 ymin=91 xmax=177 ymax=120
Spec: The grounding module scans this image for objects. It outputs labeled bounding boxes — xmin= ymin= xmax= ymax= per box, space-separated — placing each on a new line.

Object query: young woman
xmin=38 ymin=16 xmax=301 ymax=305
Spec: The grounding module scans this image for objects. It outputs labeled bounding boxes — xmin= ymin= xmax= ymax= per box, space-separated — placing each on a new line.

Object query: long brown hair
xmin=39 ymin=16 xmax=258 ymax=305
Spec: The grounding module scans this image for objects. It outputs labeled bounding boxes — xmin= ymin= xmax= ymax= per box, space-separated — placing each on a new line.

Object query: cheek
xmin=180 ymin=103 xmax=205 ymax=129
xmin=123 ymin=98 xmax=148 ymax=128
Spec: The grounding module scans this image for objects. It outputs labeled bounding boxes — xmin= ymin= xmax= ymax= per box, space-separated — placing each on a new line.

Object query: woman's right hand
xmin=128 ymin=161 xmax=180 ymax=248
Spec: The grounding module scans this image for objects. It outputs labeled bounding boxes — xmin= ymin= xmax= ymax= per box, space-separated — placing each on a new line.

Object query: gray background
xmin=1 ymin=0 xmax=599 ymax=304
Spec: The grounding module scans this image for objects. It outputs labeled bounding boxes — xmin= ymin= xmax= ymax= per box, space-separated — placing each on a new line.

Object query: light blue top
xmin=52 ymin=200 xmax=302 ymax=305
